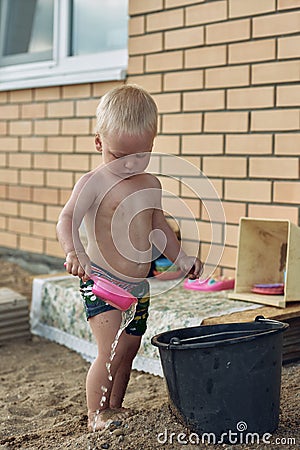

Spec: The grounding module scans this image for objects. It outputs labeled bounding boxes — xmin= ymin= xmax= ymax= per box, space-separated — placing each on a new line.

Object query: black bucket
xmin=151 ymin=316 xmax=288 ymax=440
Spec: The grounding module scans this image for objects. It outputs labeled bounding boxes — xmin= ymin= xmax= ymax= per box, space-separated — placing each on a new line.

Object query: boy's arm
xmin=151 ymin=177 xmax=203 ymax=278
xmin=56 ymin=172 xmax=96 ymax=280
xmin=152 ymin=208 xmax=203 ymax=278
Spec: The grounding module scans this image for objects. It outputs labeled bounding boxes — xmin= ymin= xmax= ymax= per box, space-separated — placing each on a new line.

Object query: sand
xmin=0 ymin=260 xmax=299 ymax=449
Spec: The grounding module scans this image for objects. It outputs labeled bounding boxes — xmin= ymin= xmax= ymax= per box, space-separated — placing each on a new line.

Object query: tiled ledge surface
xmin=30 ymin=275 xmax=260 ymax=376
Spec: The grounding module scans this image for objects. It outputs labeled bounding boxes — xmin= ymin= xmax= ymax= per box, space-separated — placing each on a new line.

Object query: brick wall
xmin=0 ymin=0 xmax=300 ymax=275
xmin=0 ymin=81 xmax=122 ymax=257
xmin=128 ymin=0 xmax=300 ymax=275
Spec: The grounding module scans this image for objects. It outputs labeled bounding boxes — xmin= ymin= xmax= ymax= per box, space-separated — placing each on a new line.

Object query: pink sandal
xmin=184 ymin=277 xmax=235 ymax=292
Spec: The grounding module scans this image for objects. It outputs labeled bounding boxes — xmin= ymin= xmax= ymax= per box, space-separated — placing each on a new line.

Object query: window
xmin=0 ymin=0 xmax=128 ymax=90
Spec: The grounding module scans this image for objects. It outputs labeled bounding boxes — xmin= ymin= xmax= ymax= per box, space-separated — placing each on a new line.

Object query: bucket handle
xmin=169 ymin=329 xmax=263 ymax=345
xmin=255 ymin=315 xmax=289 ymax=331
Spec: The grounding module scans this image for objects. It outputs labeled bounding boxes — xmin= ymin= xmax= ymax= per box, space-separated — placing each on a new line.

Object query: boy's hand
xmin=177 ymin=255 xmax=204 ymax=279
xmin=64 ymin=250 xmax=91 ymax=282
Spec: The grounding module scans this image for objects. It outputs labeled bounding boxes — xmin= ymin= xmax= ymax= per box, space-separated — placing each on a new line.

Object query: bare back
xmin=84 ymin=167 xmax=160 ymax=281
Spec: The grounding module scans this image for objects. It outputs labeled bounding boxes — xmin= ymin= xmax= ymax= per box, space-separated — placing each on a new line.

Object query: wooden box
xmin=228 ymin=218 xmax=300 ymax=308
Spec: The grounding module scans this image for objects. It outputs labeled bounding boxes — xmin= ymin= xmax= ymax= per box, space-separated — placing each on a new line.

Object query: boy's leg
xmin=86 ymin=309 xmax=123 ymax=416
xmin=109 ymin=332 xmax=142 ymax=409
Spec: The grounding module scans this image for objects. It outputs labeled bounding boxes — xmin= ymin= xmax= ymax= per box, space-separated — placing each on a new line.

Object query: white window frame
xmin=0 ymin=0 xmax=127 ymax=91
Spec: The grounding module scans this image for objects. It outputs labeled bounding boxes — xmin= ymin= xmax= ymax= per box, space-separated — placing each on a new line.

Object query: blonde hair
xmin=96 ymin=84 xmax=158 ymax=137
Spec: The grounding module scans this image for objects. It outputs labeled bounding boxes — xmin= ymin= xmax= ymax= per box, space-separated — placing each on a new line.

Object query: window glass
xmin=0 ymin=0 xmax=54 ymax=66
xmin=71 ymin=0 xmax=128 ymax=55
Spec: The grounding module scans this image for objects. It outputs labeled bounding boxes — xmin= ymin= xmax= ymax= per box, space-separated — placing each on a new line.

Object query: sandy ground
xmin=0 ymin=260 xmax=299 ymax=450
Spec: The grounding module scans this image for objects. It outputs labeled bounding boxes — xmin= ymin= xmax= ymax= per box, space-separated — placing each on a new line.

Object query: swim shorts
xmin=80 ymin=263 xmax=150 ymax=336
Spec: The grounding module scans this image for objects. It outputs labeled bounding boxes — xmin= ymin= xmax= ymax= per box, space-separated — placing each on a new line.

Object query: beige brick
xmin=146 ymin=51 xmax=183 ymax=73
xmin=0 ymin=185 xmax=6 ymax=198
xmin=0 ymin=153 xmax=6 ymax=166
xmin=275 ymin=133 xmax=300 ymax=155
xmin=251 ymin=110 xmax=299 ymax=131
xmin=163 ymin=196 xmax=200 ymax=219
xmin=59 ymin=189 xmax=72 ymax=205
xmin=8 ymin=217 xmax=31 ymax=235
xmin=34 ymin=154 xmax=59 ymax=169
xmin=62 ymin=84 xmax=91 ymax=99
xmin=164 ymin=70 xmax=203 ymax=91
xmin=152 ymin=135 xmax=180 ymax=153
xmin=0 ymin=121 xmax=7 ymax=135
xmin=206 ymin=65 xmax=249 ymax=88
xmin=8 ymin=185 xmax=32 ymax=202
xmin=226 ymin=134 xmax=272 ymax=154
xmin=225 ymin=180 xmax=271 ymax=202
xmin=21 ymin=137 xmax=45 ymax=152
xmin=165 ymin=26 xmax=204 ymax=50
xmin=60 ymin=154 xmax=89 ymax=171
xmin=92 ymin=81 xmax=123 ymax=98
xmin=46 ymin=205 xmax=64 ymax=222
xmin=9 ymin=120 xmax=32 ymax=136
xmin=20 ymin=235 xmax=44 ymax=253
xmin=127 ymin=56 xmax=144 ymax=75
xmin=45 ymin=238 xmax=64 ymax=258
xmin=229 ymin=0 xmax=275 ymax=17
xmin=227 ymin=87 xmax=274 ymax=109
xmin=20 ymin=203 xmax=44 ymax=220
xmin=278 ymin=35 xmax=300 ymax=59
xmin=225 ymin=224 xmax=239 ymax=247
xmin=158 ymin=176 xmax=180 ymax=195
xmin=204 ymin=112 xmax=248 ymax=132
xmin=186 ymin=1 xmax=227 ymax=26
xmin=222 ymin=201 xmax=246 ymax=224
xmin=250 ymin=157 xmax=298 ymax=179
xmin=32 ymin=220 xmax=56 ymax=239
xmin=0 ymin=200 xmax=18 ymax=216
xmin=46 ymin=171 xmax=74 ymax=189
xmin=163 ymin=113 xmax=202 ymax=133
xmin=152 ymin=93 xmax=181 ymax=113
xmin=47 ymin=136 xmax=74 ymax=153
xmin=10 ymin=89 xmax=33 ymax=103
xmin=182 ymin=135 xmax=223 ymax=154
xmin=229 ymin=39 xmax=275 ymax=64
xmin=47 ymin=101 xmax=74 ymax=118
xmin=0 ymin=169 xmax=18 ymax=184
xmin=75 ymin=136 xmax=94 ymax=153
xmin=34 ymin=120 xmax=59 ymax=136
xmin=76 ymin=99 xmax=99 ymax=117
xmin=278 ymin=0 xmax=300 ymax=10
xmin=248 ymin=204 xmax=299 ymax=223
xmin=35 ymin=86 xmax=60 ymax=101
xmin=253 ymin=11 xmax=300 ymax=37
xmin=129 ymin=16 xmax=145 ymax=36
xmin=21 ymin=103 xmax=46 ymax=119
xmin=127 ymin=74 xmax=162 ymax=93
xmin=203 ymin=156 xmax=247 ymax=178
xmin=219 ymin=246 xmax=237 ymax=269
xmin=0 ymin=231 xmax=17 ymax=248
xmin=0 ymin=92 xmax=8 ymax=103
xmin=20 ymin=170 xmax=44 ymax=186
xmin=129 ymin=0 xmax=163 ymax=15
xmin=252 ymin=60 xmax=300 ymax=84
xmin=0 ymin=137 xmax=19 ymax=151
xmin=61 ymin=118 xmax=90 ymax=135
xmin=147 ymin=9 xmax=183 ymax=32
xmin=129 ymin=33 xmax=163 ymax=55
xmin=277 ymin=85 xmax=300 ymax=107
xmin=185 ymin=45 xmax=226 ymax=69
xmin=0 ymin=104 xmax=19 ymax=120
xmin=8 ymin=153 xmax=31 ymax=168
xmin=183 ymin=90 xmax=225 ymax=111
xmin=274 ymin=182 xmax=300 ymax=204
xmin=206 ymin=19 xmax=250 ymax=44
xmin=166 ymin=0 xmax=204 ymax=7
xmin=33 ymin=187 xmax=59 ymax=205
xmin=0 ymin=216 xmax=6 ymax=229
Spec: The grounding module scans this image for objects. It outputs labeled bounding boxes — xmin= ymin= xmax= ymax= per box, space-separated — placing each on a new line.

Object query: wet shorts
xmin=80 ymin=263 xmax=150 ymax=336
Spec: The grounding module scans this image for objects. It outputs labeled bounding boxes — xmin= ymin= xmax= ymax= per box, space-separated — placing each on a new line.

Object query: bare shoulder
xmin=140 ymin=172 xmax=162 ymax=189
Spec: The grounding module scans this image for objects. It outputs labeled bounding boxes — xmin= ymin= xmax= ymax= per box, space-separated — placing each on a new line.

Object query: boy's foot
xmin=87 ymin=407 xmax=133 ymax=432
